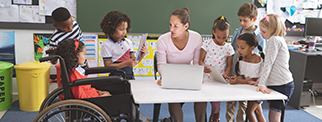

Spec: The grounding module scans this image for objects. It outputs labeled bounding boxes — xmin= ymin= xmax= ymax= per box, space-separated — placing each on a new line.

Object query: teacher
xmin=156 ymin=7 xmax=206 ymax=122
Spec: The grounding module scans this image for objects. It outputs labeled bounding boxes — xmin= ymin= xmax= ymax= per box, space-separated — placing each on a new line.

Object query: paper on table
xmin=136 ymin=33 xmax=148 ymax=61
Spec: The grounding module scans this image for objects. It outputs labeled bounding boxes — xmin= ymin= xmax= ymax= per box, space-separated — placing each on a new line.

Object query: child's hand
xmin=157 ymin=79 xmax=162 ymax=86
xmin=124 ymin=59 xmax=138 ymax=67
xmin=248 ymin=81 xmax=259 ymax=86
xmin=222 ymin=73 xmax=229 ymax=79
xmin=203 ymin=67 xmax=212 ymax=73
xmin=229 ymin=76 xmax=237 ymax=84
xmin=99 ymin=91 xmax=111 ymax=97
xmin=140 ymin=44 xmax=148 ymax=56
xmin=256 ymin=86 xmax=272 ymax=94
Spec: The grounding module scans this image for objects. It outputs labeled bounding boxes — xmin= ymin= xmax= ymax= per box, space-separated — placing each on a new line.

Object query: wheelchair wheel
xmin=39 ymin=86 xmax=63 ymax=112
xmin=34 ymin=99 xmax=111 ymax=122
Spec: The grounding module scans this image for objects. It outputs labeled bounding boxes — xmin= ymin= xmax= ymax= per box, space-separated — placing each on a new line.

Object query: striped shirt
xmin=258 ymin=36 xmax=293 ymax=86
xmin=49 ymin=21 xmax=83 ymax=47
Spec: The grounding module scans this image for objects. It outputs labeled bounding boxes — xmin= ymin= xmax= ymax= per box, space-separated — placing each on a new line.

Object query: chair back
xmin=154 ymin=52 xmax=158 ymax=80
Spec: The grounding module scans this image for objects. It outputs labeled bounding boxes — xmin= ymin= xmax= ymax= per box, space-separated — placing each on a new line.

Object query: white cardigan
xmin=258 ymin=36 xmax=293 ymax=86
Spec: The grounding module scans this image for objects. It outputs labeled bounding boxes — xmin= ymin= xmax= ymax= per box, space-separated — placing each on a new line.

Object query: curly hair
xmin=55 ymin=39 xmax=85 ymax=75
xmin=99 ymin=11 xmax=131 ymax=37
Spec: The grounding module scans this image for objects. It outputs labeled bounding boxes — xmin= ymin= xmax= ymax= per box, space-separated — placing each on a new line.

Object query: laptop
xmin=161 ymin=64 xmax=204 ymax=90
xmin=203 ymin=64 xmax=229 ymax=84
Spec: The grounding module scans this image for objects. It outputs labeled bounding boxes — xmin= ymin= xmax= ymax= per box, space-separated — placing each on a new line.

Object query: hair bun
xmin=182 ymin=7 xmax=190 ymax=15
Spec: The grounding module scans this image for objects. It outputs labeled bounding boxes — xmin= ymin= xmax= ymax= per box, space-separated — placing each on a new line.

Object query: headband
xmin=262 ymin=15 xmax=269 ymax=23
xmin=74 ymin=39 xmax=79 ymax=51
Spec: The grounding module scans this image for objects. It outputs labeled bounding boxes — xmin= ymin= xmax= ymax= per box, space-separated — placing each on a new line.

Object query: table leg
xmin=153 ymin=103 xmax=161 ymax=122
xmin=281 ymin=100 xmax=285 ymax=122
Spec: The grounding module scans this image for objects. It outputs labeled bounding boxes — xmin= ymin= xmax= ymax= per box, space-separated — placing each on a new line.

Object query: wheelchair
xmin=33 ymin=55 xmax=140 ymax=122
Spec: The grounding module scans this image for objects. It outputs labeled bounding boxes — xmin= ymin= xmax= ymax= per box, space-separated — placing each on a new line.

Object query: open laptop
xmin=161 ymin=64 xmax=204 ymax=90
xmin=203 ymin=64 xmax=229 ymax=84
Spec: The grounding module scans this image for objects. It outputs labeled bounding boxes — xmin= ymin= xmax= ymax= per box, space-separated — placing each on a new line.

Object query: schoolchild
xmin=55 ymin=39 xmax=111 ymax=99
xmin=49 ymin=7 xmax=83 ymax=49
xmin=257 ymin=14 xmax=294 ymax=122
xmin=199 ymin=16 xmax=235 ymax=122
xmin=99 ymin=11 xmax=147 ymax=80
xmin=229 ymin=33 xmax=265 ymax=122
xmin=226 ymin=3 xmax=267 ymax=122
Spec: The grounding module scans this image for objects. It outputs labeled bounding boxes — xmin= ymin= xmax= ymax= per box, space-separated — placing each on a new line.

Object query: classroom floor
xmin=1 ymin=77 xmax=322 ymax=121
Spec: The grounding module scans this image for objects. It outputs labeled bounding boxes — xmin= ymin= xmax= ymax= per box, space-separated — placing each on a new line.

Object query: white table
xmin=131 ymin=79 xmax=288 ymax=122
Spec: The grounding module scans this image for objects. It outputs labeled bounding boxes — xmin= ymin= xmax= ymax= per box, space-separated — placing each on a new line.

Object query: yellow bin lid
xmin=14 ymin=61 xmax=51 ymax=70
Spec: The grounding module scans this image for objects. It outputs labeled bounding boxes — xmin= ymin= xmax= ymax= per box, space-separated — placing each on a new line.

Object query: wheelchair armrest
xmin=85 ymin=67 xmax=123 ymax=75
xmin=84 ymin=67 xmax=120 ymax=75
xmin=70 ymin=76 xmax=123 ymax=86
xmin=70 ymin=76 xmax=130 ymax=94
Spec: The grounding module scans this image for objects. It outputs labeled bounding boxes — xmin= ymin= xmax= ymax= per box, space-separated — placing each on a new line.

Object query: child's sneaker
xmin=209 ymin=113 xmax=220 ymax=122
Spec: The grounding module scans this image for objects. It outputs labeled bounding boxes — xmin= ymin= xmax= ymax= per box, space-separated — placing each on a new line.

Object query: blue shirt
xmin=231 ymin=26 xmax=267 ymax=54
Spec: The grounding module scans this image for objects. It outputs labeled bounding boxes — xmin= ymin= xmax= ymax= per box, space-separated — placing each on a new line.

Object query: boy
xmin=48 ymin=7 xmax=84 ymax=83
xmin=227 ymin=3 xmax=267 ymax=122
xmin=49 ymin=7 xmax=83 ymax=48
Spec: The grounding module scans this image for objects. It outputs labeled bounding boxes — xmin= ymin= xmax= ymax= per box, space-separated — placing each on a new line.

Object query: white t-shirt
xmin=239 ymin=57 xmax=263 ymax=79
xmin=201 ymin=40 xmax=234 ymax=74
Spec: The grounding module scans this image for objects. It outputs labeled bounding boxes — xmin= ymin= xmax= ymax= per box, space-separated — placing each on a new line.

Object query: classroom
xmin=0 ymin=0 xmax=322 ymax=122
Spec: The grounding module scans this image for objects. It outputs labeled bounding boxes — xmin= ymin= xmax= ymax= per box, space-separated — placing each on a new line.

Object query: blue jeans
xmin=267 ymin=81 xmax=294 ymax=112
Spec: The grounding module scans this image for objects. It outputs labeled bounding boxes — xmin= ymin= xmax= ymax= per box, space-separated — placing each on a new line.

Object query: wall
xmin=0 ymin=29 xmax=52 ymax=94
xmin=77 ymin=0 xmax=252 ymax=35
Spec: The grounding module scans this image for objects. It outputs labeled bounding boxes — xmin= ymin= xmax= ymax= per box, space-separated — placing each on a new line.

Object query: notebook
xmin=203 ymin=64 xmax=229 ymax=84
xmin=135 ymin=33 xmax=148 ymax=61
xmin=161 ymin=64 xmax=204 ymax=90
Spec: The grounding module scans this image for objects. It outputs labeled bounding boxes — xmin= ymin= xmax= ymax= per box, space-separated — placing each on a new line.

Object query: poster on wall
xmin=97 ymin=33 xmax=160 ymax=76
xmin=81 ymin=33 xmax=98 ymax=68
xmin=0 ymin=31 xmax=15 ymax=64
xmin=0 ymin=31 xmax=15 ymax=76
xmin=33 ymin=33 xmax=51 ymax=61
xmin=39 ymin=0 xmax=77 ymax=19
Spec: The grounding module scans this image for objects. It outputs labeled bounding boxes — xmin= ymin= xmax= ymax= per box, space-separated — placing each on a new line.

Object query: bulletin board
xmin=252 ymin=0 xmax=322 ymax=36
xmin=0 ymin=0 xmax=76 ymax=30
xmin=97 ymin=33 xmax=160 ymax=77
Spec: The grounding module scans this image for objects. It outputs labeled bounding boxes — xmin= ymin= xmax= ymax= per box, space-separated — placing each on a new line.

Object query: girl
xmin=256 ymin=14 xmax=294 ymax=122
xmin=199 ymin=16 xmax=235 ymax=122
xmin=99 ymin=11 xmax=147 ymax=80
xmin=229 ymin=33 xmax=265 ymax=122
xmin=56 ymin=39 xmax=111 ymax=99
xmin=156 ymin=7 xmax=206 ymax=122
xmin=99 ymin=10 xmax=150 ymax=122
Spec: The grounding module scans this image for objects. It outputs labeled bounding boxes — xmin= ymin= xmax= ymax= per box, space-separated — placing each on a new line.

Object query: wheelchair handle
xmin=39 ymin=55 xmax=60 ymax=62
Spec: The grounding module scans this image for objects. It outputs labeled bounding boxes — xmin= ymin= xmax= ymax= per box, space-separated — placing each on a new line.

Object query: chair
xmin=153 ymin=52 xmax=161 ymax=122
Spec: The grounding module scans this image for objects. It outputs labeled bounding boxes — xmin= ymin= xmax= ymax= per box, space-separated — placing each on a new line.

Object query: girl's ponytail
xmin=257 ymin=45 xmax=265 ymax=59
xmin=235 ymin=56 xmax=243 ymax=76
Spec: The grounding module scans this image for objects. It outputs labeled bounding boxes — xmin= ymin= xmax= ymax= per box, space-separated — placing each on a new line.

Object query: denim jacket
xmin=231 ymin=26 xmax=267 ymax=54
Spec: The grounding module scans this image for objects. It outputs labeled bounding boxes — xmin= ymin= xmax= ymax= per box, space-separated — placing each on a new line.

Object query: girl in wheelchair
xmin=56 ymin=39 xmax=111 ymax=99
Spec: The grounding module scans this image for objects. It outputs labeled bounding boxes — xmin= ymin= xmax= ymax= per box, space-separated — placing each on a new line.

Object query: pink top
xmin=156 ymin=30 xmax=202 ymax=74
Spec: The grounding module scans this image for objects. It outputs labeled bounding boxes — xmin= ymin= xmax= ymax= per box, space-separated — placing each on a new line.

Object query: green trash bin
xmin=0 ymin=61 xmax=14 ymax=111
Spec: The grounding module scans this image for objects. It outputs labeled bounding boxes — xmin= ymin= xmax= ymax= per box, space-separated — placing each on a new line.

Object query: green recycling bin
xmin=0 ymin=61 xmax=14 ymax=111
